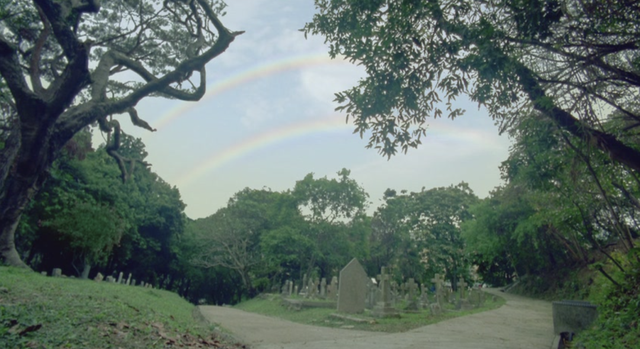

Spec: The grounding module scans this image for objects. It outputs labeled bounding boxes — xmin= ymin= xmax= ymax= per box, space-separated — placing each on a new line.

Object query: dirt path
xmin=198 ymin=289 xmax=554 ymax=349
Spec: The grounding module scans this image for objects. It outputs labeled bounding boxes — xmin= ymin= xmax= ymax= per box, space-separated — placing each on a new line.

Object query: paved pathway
xmin=198 ymin=289 xmax=554 ymax=349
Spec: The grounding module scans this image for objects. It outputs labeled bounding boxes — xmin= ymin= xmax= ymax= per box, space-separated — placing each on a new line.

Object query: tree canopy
xmin=303 ymin=0 xmax=640 ymax=171
xmin=0 ymin=0 xmax=242 ymax=266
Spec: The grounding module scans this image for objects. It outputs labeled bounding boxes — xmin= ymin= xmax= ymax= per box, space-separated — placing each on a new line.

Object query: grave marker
xmin=94 ymin=272 xmax=104 ymax=282
xmin=431 ymin=273 xmax=444 ymax=307
xmin=337 ymin=258 xmax=368 ymax=314
xmin=405 ymin=278 xmax=420 ymax=311
xmin=328 ymin=276 xmax=338 ymax=301
xmin=372 ymin=267 xmax=399 ymax=318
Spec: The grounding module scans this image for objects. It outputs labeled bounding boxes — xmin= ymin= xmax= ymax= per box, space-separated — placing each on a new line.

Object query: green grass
xmin=0 ymin=267 xmax=242 ymax=349
xmin=235 ymin=292 xmax=506 ymax=333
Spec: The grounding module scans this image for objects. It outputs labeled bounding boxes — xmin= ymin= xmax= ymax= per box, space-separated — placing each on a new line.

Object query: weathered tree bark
xmin=81 ymin=258 xmax=91 ymax=279
xmin=0 ymin=141 xmax=53 ymax=269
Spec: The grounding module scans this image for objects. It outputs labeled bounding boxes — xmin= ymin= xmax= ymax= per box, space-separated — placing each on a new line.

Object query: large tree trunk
xmin=81 ymin=257 xmax=92 ymax=279
xmin=0 ymin=169 xmax=47 ymax=268
xmin=0 ymin=124 xmax=55 ymax=268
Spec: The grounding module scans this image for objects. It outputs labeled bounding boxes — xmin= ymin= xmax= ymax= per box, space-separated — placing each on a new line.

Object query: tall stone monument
xmin=337 ymin=258 xmax=368 ymax=314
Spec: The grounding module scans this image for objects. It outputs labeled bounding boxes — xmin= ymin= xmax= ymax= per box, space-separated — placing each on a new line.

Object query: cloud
xmin=298 ymin=62 xmax=365 ymax=109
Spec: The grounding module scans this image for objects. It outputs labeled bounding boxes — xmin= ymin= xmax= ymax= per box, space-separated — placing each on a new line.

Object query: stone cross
xmin=405 ymin=278 xmax=420 ymax=311
xmin=457 ymin=277 xmax=473 ymax=310
xmin=372 ymin=267 xmax=398 ymax=318
xmin=458 ymin=278 xmax=468 ymax=299
xmin=420 ymin=283 xmax=429 ymax=304
xmin=407 ymin=278 xmax=418 ymax=299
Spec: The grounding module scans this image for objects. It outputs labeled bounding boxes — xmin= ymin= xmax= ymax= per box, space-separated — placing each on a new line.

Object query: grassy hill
xmin=0 ymin=267 xmax=244 ymax=349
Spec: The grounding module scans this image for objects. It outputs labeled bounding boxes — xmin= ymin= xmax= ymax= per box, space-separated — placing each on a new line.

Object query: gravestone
xmin=365 ymin=279 xmax=378 ymax=309
xmin=429 ymin=302 xmax=442 ymax=315
xmin=300 ymin=274 xmax=308 ymax=296
xmin=308 ymin=278 xmax=318 ymax=298
xmin=126 ymin=273 xmax=132 ymax=285
xmin=420 ymin=283 xmax=429 ymax=306
xmin=431 ymin=274 xmax=444 ymax=307
xmin=281 ymin=282 xmax=289 ymax=296
xmin=288 ymin=280 xmax=293 ymax=296
xmin=106 ymin=276 xmax=115 ymax=283
xmin=94 ymin=272 xmax=104 ymax=282
xmin=117 ymin=271 xmax=124 ymax=284
xmin=457 ymin=278 xmax=473 ymax=310
xmin=52 ymin=268 xmax=62 ymax=277
xmin=469 ymin=289 xmax=485 ymax=307
xmin=320 ymin=278 xmax=327 ymax=298
xmin=337 ymin=258 xmax=368 ymax=314
xmin=405 ymin=278 xmax=420 ymax=311
xmin=328 ymin=276 xmax=338 ymax=301
xmin=390 ymin=281 xmax=399 ymax=303
xmin=40 ymin=271 xmax=47 ymax=276
xmin=294 ymin=285 xmax=299 ymax=295
xmin=132 ymin=279 xmax=136 ymax=286
xmin=372 ymin=267 xmax=399 ymax=318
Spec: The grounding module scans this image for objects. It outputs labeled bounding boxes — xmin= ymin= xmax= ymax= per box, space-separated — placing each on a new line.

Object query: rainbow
xmin=153 ymin=53 xmax=354 ymax=130
xmin=172 ymin=114 xmax=504 ymax=189
xmin=173 ymin=113 xmax=353 ymax=188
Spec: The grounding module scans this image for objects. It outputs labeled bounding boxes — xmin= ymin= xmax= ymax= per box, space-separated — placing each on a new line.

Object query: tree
xmin=408 ymin=183 xmax=478 ymax=288
xmin=292 ymin=168 xmax=369 ymax=277
xmin=367 ymin=189 xmax=420 ymax=277
xmin=303 ymin=0 xmax=640 ymax=170
xmin=189 ymin=188 xmax=298 ymax=295
xmin=44 ymin=199 xmax=125 ymax=279
xmin=0 ymin=0 xmax=243 ymax=267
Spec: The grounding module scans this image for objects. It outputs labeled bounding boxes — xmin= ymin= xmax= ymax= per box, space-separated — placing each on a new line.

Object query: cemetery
xmin=1 ymin=0 xmax=637 ymax=348
xmin=236 ymin=258 xmax=507 ymax=333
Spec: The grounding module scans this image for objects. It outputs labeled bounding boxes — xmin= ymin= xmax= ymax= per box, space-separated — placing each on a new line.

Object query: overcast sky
xmin=101 ymin=1 xmax=513 ymax=219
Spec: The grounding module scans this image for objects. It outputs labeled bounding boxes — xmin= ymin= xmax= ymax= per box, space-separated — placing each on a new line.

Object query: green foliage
xmin=186 ymin=170 xmax=371 ymax=301
xmin=17 ymin=132 xmax=187 ymax=289
xmin=293 ymin=168 xmax=370 ymax=277
xmin=577 ymin=257 xmax=640 ymax=348
xmin=43 ymin=200 xmax=125 ymax=266
xmin=303 ymin=0 xmax=640 ymax=174
xmin=0 ymin=267 xmax=237 ymax=349
xmin=369 ymin=183 xmax=477 ymax=286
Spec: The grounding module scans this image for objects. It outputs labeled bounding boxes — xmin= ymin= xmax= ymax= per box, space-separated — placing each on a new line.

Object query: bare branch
xmin=0 ymin=35 xmax=47 ymax=121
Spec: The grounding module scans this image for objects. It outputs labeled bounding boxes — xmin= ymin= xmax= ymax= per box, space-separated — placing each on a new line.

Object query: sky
xmin=100 ymin=1 xmax=513 ymax=219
